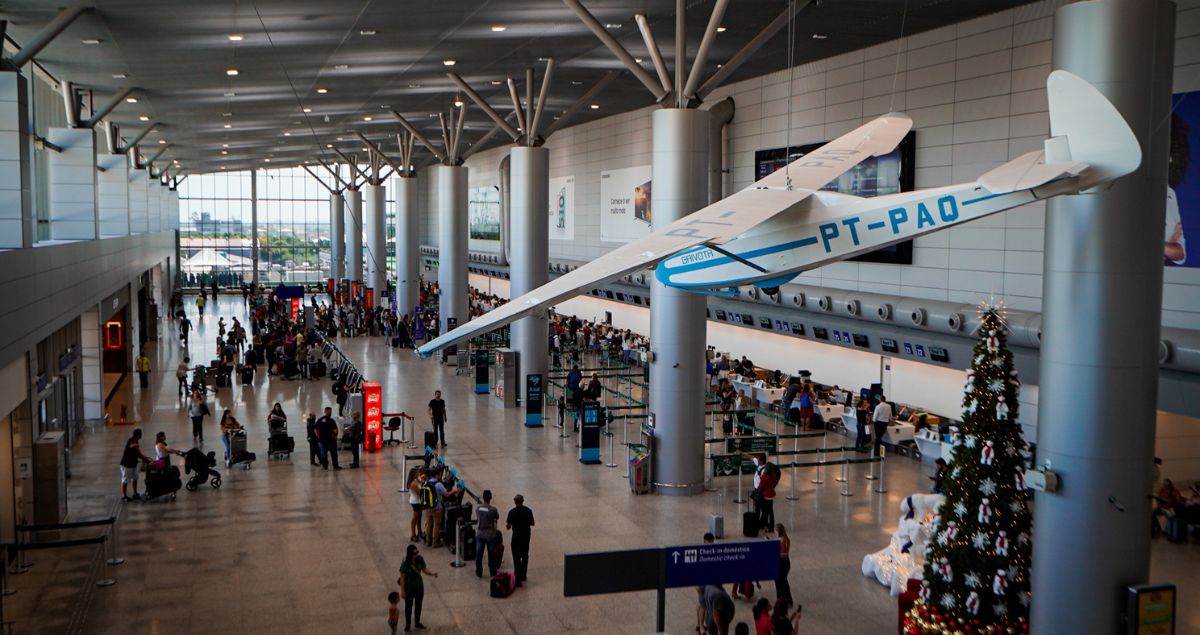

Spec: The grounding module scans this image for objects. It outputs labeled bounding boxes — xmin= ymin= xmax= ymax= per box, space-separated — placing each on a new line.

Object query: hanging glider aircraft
xmin=417 ymin=70 xmax=1141 ymax=359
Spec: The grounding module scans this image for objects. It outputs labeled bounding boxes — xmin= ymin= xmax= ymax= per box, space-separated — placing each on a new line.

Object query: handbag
xmin=750 ymin=488 xmax=764 ymax=504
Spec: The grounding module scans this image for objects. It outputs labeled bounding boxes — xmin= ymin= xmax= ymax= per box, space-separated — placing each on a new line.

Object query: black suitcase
xmin=240 ymin=367 xmax=254 ymax=384
xmin=216 ymin=373 xmax=228 ymax=388
xmin=269 ymin=434 xmax=295 ymax=457
xmin=1167 ymin=517 xmax=1188 ymax=543
xmin=313 ymin=361 xmax=326 ymax=378
xmin=742 ymin=511 xmax=759 ymax=537
xmin=443 ymin=504 xmax=471 ymax=547
xmin=424 ymin=430 xmax=438 ymax=450
xmin=460 ymin=526 xmax=476 ymax=560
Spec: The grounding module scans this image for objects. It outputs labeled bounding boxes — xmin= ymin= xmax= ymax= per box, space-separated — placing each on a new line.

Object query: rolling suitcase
xmin=424 ymin=430 xmax=438 ymax=451
xmin=708 ymin=513 xmax=724 ymax=539
xmin=742 ymin=511 xmax=759 ymax=537
xmin=459 ymin=526 xmax=476 ymax=560
xmin=269 ymin=434 xmax=295 ymax=459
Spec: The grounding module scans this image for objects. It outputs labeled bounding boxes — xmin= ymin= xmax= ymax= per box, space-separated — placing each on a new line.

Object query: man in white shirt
xmin=871 ymin=396 xmax=894 ymax=458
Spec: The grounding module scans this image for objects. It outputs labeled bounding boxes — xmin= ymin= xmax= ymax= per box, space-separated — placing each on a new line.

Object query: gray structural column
xmin=329 ymin=192 xmax=345 ymax=280
xmin=510 ymin=146 xmax=550 ymax=387
xmin=250 ymin=169 xmax=259 ymax=284
xmin=345 ymin=188 xmax=364 ymax=282
xmin=435 ymin=165 xmax=468 ymax=335
xmin=648 ymin=108 xmax=710 ymax=496
xmin=364 ymin=183 xmax=386 ymax=294
xmin=1032 ymin=2 xmax=1175 ymax=633
xmin=394 ymin=176 xmax=420 ymax=315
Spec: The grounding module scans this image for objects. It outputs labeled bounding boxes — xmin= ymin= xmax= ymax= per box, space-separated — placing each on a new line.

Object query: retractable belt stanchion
xmin=834 ymin=447 xmax=848 ymax=483
xmin=811 ymin=432 xmax=827 ymax=485
xmin=840 ymin=460 xmax=852 ymax=497
xmin=865 ymin=443 xmax=880 ymax=481
xmin=874 ymin=451 xmax=888 ymax=494
xmin=622 ymin=414 xmax=630 ymax=479
xmin=605 ymin=430 xmax=617 ymax=468
xmin=450 ymin=519 xmax=467 ymax=568
xmin=106 ymin=516 xmax=124 ymax=566
xmin=786 ymin=459 xmax=799 ymax=501
xmin=733 ymin=466 xmax=746 ymax=504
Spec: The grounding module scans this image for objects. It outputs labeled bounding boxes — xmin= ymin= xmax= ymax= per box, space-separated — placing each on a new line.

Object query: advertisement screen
xmin=549 ymin=175 xmax=575 ymax=241
xmin=600 ymin=165 xmax=653 ymax=242
xmin=469 ymin=186 xmax=500 ymax=240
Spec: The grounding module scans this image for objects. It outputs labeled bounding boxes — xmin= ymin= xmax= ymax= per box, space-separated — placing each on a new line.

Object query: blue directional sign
xmin=664 ymin=540 xmax=780 ymax=588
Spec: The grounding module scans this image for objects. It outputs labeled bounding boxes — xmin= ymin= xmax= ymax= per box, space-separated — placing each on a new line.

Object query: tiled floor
xmin=9 ymin=294 xmax=1199 ymax=634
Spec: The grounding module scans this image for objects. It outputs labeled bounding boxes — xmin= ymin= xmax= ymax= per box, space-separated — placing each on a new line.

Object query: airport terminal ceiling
xmin=2 ymin=0 xmax=1033 ymax=174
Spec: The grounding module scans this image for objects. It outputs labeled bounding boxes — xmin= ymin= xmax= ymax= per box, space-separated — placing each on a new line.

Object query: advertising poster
xmin=1168 ymin=91 xmax=1200 ymax=267
xmin=468 ymin=185 xmax=500 ymax=240
xmin=600 ymin=165 xmax=652 ymax=242
xmin=549 ymin=175 xmax=575 ymax=241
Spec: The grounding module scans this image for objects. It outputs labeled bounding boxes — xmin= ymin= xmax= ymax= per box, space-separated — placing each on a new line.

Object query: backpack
xmin=489 ymin=570 xmax=517 ymax=598
xmin=765 ymin=462 xmax=782 ymax=484
xmin=420 ymin=481 xmax=439 ymax=509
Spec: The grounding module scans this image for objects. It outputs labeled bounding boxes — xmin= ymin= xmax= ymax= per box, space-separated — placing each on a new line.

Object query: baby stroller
xmin=144 ymin=462 xmax=182 ymax=502
xmin=183 ymin=448 xmax=222 ymax=491
xmin=229 ymin=428 xmax=256 ymax=469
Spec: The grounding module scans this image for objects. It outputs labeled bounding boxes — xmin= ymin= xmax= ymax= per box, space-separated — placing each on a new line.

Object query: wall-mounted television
xmin=754 ymin=130 xmax=916 ymax=265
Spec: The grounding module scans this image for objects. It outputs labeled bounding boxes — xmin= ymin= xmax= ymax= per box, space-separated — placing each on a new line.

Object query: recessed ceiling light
xmin=491 ymin=25 xmax=507 ymax=32
xmin=491 ymin=80 xmax=503 ymax=85
xmin=571 ymin=80 xmax=582 ymax=85
xmin=442 ymin=59 xmax=456 ymax=66
xmin=363 ymin=116 xmax=373 ymax=121
xmin=223 ymin=124 xmax=232 ymax=129
xmin=126 ymin=97 xmax=138 ymax=103
xmin=224 ymin=92 xmax=236 ymax=97
xmin=222 ymin=144 xmax=229 ymax=148
xmin=336 ymin=137 xmax=343 ymax=141
xmin=226 ymin=69 xmax=239 ymax=76
xmin=173 ymin=159 xmax=180 ymax=164
xmin=358 ymin=29 xmax=376 ymax=36
xmin=228 ymin=34 xmax=244 ymax=41
xmin=156 ymin=139 xmax=165 ymax=145
xmin=590 ymin=103 xmax=600 ymax=109
xmin=634 ymin=58 xmax=643 ymax=63
xmin=812 ymin=33 xmax=828 ymax=40
xmin=538 ymin=57 xmax=550 ymax=62
xmin=221 ymin=150 xmax=228 ymax=155
xmin=326 ymin=144 xmax=333 ymax=148
xmin=138 ymin=115 xmax=150 ymax=121
xmin=604 ymin=23 xmax=622 ymax=29
xmin=283 ymin=132 xmax=291 ymax=136
xmin=454 ymin=99 xmax=463 ymax=108
xmin=222 ymin=112 xmax=233 ymax=117
xmin=334 ymin=64 xmax=350 ymax=70
xmin=408 ymin=83 xmax=422 ymax=89
xmin=317 ymin=88 xmax=328 ymax=94
xmin=362 ymin=147 xmax=369 ymax=152
xmin=112 ymin=73 xmax=127 ymax=79
xmin=380 ymin=104 xmax=391 ymax=109
xmin=264 ymin=158 xmax=271 ymax=162
xmin=716 ymin=26 xmax=727 ymax=33
xmin=303 ymin=108 xmax=312 ymax=113
xmin=81 ymin=38 xmax=102 ymax=45
xmin=220 ymin=166 xmax=226 ymax=170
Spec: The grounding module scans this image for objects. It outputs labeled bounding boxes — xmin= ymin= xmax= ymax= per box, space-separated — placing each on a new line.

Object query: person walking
xmin=697 ymin=584 xmax=736 ymax=635
xmin=346 ymin=411 xmax=364 ymax=468
xmin=775 ymin=524 xmax=794 ymax=607
xmin=315 ymin=406 xmax=341 ymax=470
xmin=506 ymin=494 xmax=535 ymax=587
xmin=474 ymin=490 xmax=501 ymax=578
xmin=407 ymin=468 xmax=426 ymax=542
xmin=855 ymin=397 xmax=871 ymax=453
xmin=305 ymin=412 xmax=320 ymax=466
xmin=386 ymin=591 xmax=401 ymax=635
xmin=176 ymin=356 xmax=191 ymax=397
xmin=179 ymin=315 xmax=192 ymax=346
xmin=872 ymin=394 xmax=894 ymax=458
xmin=196 ymin=294 xmax=206 ymax=317
xmin=119 ymin=428 xmax=151 ymax=501
xmin=397 ymin=544 xmax=437 ymax=632
xmin=188 ymin=391 xmax=210 ymax=443
xmin=135 ymin=350 xmax=151 ymax=389
xmin=333 ymin=381 xmax=349 ymax=416
xmin=218 ymin=410 xmax=241 ymax=466
xmin=427 ymin=390 xmax=447 ymax=447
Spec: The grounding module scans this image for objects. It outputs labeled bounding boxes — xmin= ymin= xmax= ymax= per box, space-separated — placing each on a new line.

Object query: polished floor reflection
xmin=11 ymin=295 xmax=1198 ymax=634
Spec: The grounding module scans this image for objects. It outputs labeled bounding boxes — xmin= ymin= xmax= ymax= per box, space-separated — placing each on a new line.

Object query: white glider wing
xmin=416 ymin=113 xmax=912 ymax=357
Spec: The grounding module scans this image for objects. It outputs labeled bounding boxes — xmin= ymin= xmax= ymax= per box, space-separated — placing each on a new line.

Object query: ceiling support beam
xmin=461 ymin=112 xmax=517 ymax=161
xmin=674 ymin=0 xmax=686 ymax=108
xmin=542 ymin=71 xmax=617 ymax=138
xmin=6 ymin=7 xmax=89 ymax=70
xmin=396 ymin=131 xmax=416 ymax=176
xmin=317 ymin=158 xmax=350 ymax=190
xmin=684 ymin=0 xmax=730 ymax=102
xmin=123 ymin=123 xmax=156 ymax=155
xmin=355 ymin=132 xmax=403 ymax=180
xmin=330 ymin=148 xmax=364 ymax=187
xmin=302 ymin=164 xmax=339 ymax=194
xmin=696 ymin=2 xmax=806 ymax=100
xmin=506 ymin=78 xmax=527 ymax=134
xmin=60 ymin=81 xmax=79 ymax=128
xmin=561 ymin=0 xmax=667 ymax=101
xmin=446 ymin=72 xmax=521 ymax=141
xmin=635 ymin=14 xmax=673 ymax=95
xmin=83 ymin=86 xmax=134 ymax=129
xmin=525 ymin=68 xmax=535 ymax=135
xmin=528 ymin=58 xmax=556 ymax=143
xmin=390 ymin=111 xmax=446 ymax=163
xmin=450 ymin=102 xmax=467 ymax=163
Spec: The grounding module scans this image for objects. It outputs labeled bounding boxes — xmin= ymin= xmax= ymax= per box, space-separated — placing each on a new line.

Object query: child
xmin=930 ymin=458 xmax=948 ymax=494
xmin=387 ymin=591 xmax=400 ymax=635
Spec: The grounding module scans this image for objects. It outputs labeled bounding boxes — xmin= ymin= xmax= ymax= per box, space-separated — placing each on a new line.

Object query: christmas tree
xmin=905 ymin=305 xmax=1033 ymax=634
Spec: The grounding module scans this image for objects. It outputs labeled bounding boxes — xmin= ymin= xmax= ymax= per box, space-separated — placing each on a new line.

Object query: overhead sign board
xmin=664 ymin=540 xmax=780 ymax=589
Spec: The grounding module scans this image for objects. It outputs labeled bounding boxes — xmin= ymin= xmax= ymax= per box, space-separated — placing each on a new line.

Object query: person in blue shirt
xmin=566 ymin=365 xmax=583 ymax=408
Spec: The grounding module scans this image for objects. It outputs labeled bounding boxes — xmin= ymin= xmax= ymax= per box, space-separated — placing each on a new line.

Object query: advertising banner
xmin=549 ymin=175 xmax=575 ymax=241
xmin=525 ymin=373 xmax=544 ymax=427
xmin=469 ymin=185 xmax=501 ymax=240
xmin=361 ymin=381 xmax=382 ymax=451
xmin=600 ymin=165 xmax=652 ymax=242
xmin=1168 ymin=91 xmax=1200 ymax=267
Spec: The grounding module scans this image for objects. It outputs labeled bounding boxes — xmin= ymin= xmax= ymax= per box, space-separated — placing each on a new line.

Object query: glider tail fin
xmin=1045 ymin=69 xmax=1142 ymax=186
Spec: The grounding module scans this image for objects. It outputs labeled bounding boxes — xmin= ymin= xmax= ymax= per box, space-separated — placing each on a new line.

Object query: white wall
xmin=446 ymin=0 xmax=1200 ymax=330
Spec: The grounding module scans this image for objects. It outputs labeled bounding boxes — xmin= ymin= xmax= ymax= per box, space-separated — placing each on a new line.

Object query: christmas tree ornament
xmin=967 ymin=592 xmax=981 ymax=615
xmin=954 ymin=502 xmax=967 ymax=518
xmin=978 ymin=498 xmax=992 ymax=523
xmin=965 ymin=434 xmax=978 ymax=449
xmin=980 ymin=478 xmax=997 ymax=496
xmin=973 ymin=531 xmax=989 ymax=549
xmin=986 ymin=330 xmax=999 ymax=353
xmin=964 ymin=370 xmax=976 ymax=393
xmin=965 ymin=573 xmax=980 ymax=589
xmin=980 ymin=441 xmax=995 ymax=466
xmin=938 ymin=558 xmax=953 ymax=582
xmin=992 ymin=570 xmax=1008 ymax=596
xmin=1014 ymin=470 xmax=1026 ymax=491
xmin=995 ymin=531 xmax=1009 ymax=556
xmin=940 ymin=593 xmax=956 ymax=610
xmin=996 ymin=397 xmax=1009 ymax=420
xmin=920 ymin=580 xmax=931 ymax=602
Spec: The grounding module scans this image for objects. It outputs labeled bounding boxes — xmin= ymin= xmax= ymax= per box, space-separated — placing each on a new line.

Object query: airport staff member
xmin=135 ymin=351 xmax=152 ymax=389
xmin=872 ymin=395 xmax=894 ymax=458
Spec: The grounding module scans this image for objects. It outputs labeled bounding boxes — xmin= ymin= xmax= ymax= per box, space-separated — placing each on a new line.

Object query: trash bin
xmin=629 ymin=446 xmax=651 ymax=495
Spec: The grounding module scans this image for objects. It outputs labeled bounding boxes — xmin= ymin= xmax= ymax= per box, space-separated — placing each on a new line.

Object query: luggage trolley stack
xmin=229 ymin=429 xmax=256 ymax=469
xmin=268 ymin=415 xmax=295 ymax=460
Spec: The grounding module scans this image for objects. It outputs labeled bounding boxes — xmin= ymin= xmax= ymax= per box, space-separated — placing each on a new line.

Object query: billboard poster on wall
xmin=549 ymin=175 xmax=575 ymax=241
xmin=468 ymin=185 xmax=501 ymax=240
xmin=1168 ymin=91 xmax=1200 ymax=268
xmin=600 ymin=165 xmax=652 ymax=242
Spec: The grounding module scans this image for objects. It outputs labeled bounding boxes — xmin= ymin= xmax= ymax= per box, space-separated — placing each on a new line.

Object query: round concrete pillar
xmin=648 ymin=108 xmax=710 ymax=496
xmin=436 ymin=165 xmax=468 ymax=334
xmin=345 ymin=188 xmax=363 ymax=282
xmin=394 ymin=176 xmax=420 ymax=316
xmin=329 ymin=192 xmax=345 ymax=281
xmin=364 ymin=183 xmax=387 ymax=295
xmin=510 ymin=146 xmax=550 ymax=389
